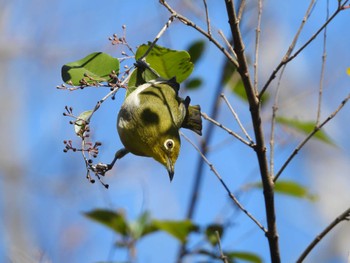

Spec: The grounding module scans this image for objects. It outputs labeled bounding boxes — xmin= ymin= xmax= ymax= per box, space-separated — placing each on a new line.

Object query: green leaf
xmin=84 ymin=209 xmax=128 ymax=236
xmin=276 ymin=117 xmax=334 ymax=145
xmin=251 ymin=180 xmax=315 ymax=200
xmin=226 ymin=251 xmax=262 ymax=263
xmin=149 ymin=220 xmax=198 ymax=243
xmin=205 ymin=224 xmax=224 ymax=246
xmin=274 ymin=180 xmax=316 ymax=200
xmin=135 ymin=43 xmax=194 ymax=83
xmin=74 ymin=110 xmax=93 ymax=137
xmin=187 ymin=40 xmax=205 ymax=64
xmin=185 ymin=77 xmax=202 ymax=90
xmin=346 ymin=67 xmax=350 ymax=76
xmin=61 ymin=52 xmax=120 ymax=86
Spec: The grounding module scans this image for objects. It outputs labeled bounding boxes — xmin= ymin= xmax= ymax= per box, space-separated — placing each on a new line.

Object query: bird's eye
xmin=164 ymin=139 xmax=174 ymax=150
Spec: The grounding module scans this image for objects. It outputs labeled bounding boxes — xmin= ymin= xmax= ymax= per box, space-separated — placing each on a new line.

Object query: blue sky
xmin=1 ymin=0 xmax=350 ymax=262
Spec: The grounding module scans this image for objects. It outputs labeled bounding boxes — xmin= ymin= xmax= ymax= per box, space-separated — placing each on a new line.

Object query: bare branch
xmin=220 ymin=93 xmax=254 ymax=144
xmin=259 ymin=0 xmax=349 ymax=98
xmin=296 ymin=207 xmax=350 ymax=263
xmin=202 ymin=0 xmax=212 ymax=36
xmin=223 ymin=0 xmax=280 ymax=261
xmin=216 ymin=231 xmax=229 ymax=263
xmin=201 ymin=112 xmax=254 ymax=147
xmin=218 ymin=30 xmax=237 ymax=59
xmin=253 ymin=0 xmax=263 ymax=93
xmin=159 ymin=0 xmax=239 ymax=68
xmin=181 ymin=132 xmax=267 ymax=233
xmin=274 ymin=93 xmax=350 ymax=182
xmin=316 ymin=0 xmax=329 ymax=125
xmin=138 ymin=15 xmax=175 ymax=60
xmin=237 ymin=0 xmax=246 ymax=22
xmin=269 ymin=66 xmax=286 ymax=177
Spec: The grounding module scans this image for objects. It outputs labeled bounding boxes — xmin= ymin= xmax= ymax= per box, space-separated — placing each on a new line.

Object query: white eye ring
xmin=164 ymin=139 xmax=175 ymax=150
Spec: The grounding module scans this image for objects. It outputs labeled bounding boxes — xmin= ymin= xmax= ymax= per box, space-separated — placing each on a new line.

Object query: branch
xmin=202 ymin=0 xmax=212 ymax=36
xmin=316 ymin=0 xmax=329 ymax=125
xmin=296 ymin=207 xmax=350 ymax=263
xmin=159 ymin=0 xmax=239 ymax=69
xmin=181 ymin=132 xmax=267 ymax=233
xmin=138 ymin=15 xmax=175 ymax=60
xmin=224 ymin=1 xmax=280 ymax=261
xmin=253 ymin=0 xmax=263 ymax=93
xmin=259 ymin=0 xmax=349 ymax=98
xmin=274 ymin=93 xmax=350 ymax=182
xmin=220 ymin=93 xmax=254 ymax=144
xmin=201 ymin=112 xmax=254 ymax=147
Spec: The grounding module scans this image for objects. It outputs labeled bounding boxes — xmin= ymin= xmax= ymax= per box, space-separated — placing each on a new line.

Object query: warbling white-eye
xmin=117 ymin=78 xmax=202 ymax=181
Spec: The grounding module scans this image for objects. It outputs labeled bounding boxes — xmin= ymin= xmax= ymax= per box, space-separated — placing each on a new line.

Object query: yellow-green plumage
xmin=117 ymin=78 xmax=202 ymax=180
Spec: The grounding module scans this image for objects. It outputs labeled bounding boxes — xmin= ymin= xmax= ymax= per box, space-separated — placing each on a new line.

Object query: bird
xmin=117 ymin=77 xmax=202 ymax=181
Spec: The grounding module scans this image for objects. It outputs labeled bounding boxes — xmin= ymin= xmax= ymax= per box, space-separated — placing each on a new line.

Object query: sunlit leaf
xmin=62 ymin=52 xmax=119 ymax=86
xmin=74 ymin=110 xmax=93 ymax=137
xmin=205 ymin=224 xmax=224 ymax=246
xmin=149 ymin=220 xmax=199 ymax=243
xmin=346 ymin=67 xmax=350 ymax=76
xmin=185 ymin=77 xmax=202 ymax=90
xmin=187 ymin=40 xmax=206 ymax=64
xmin=84 ymin=209 xmax=128 ymax=236
xmin=226 ymin=251 xmax=262 ymax=263
xmin=135 ymin=43 xmax=194 ymax=83
xmin=276 ymin=116 xmax=334 ymax=145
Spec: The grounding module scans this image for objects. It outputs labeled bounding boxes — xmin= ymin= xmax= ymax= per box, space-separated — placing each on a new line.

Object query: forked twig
xmin=180 ymin=132 xmax=267 ymax=234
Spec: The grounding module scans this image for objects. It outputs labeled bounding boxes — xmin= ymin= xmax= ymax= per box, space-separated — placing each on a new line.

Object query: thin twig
xmin=203 ymin=0 xmax=211 ymax=36
xmin=237 ymin=0 xmax=246 ymax=22
xmin=269 ymin=0 xmax=316 ymax=177
xmin=181 ymin=132 xmax=267 ymax=234
xmin=218 ymin=30 xmax=237 ymax=60
xmin=138 ymin=15 xmax=175 ymax=60
xmin=216 ymin=231 xmax=229 ymax=263
xmin=274 ymin=93 xmax=350 ymax=182
xmin=220 ymin=93 xmax=254 ymax=144
xmin=269 ymin=66 xmax=286 ymax=177
xmin=253 ymin=0 xmax=263 ymax=94
xmin=159 ymin=0 xmax=239 ymax=69
xmin=259 ymin=0 xmax=349 ymax=98
xmin=296 ymin=207 xmax=350 ymax=263
xmin=316 ymin=0 xmax=329 ymax=125
xmin=201 ymin=112 xmax=254 ymax=147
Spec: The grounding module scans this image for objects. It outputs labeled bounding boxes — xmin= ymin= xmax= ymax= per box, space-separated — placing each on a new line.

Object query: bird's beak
xmin=166 ymin=156 xmax=174 ymax=181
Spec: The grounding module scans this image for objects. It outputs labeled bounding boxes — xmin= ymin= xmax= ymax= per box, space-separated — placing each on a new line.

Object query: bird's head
xmin=150 ymin=133 xmax=181 ymax=181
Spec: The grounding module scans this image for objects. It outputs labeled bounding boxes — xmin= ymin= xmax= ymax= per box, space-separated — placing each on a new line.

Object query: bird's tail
xmin=182 ymin=96 xmax=202 ymax=136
